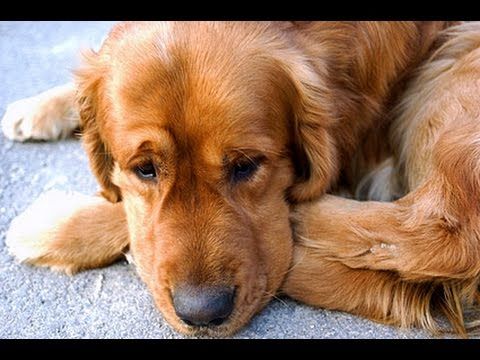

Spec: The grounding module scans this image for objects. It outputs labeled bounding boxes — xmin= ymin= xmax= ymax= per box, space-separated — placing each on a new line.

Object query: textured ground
xmin=0 ymin=21 xmax=469 ymax=339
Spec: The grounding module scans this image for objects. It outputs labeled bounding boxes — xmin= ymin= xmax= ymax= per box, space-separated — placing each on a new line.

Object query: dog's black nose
xmin=173 ymin=285 xmax=235 ymax=327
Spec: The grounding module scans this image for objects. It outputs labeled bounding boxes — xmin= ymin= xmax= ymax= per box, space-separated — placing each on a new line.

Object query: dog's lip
xmin=180 ymin=309 xmax=250 ymax=337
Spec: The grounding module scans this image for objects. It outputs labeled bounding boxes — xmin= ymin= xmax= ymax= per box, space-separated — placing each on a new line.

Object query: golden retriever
xmin=3 ymin=21 xmax=480 ymax=337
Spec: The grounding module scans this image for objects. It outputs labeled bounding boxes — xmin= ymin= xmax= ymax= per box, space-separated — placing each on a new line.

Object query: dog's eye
xmin=134 ymin=162 xmax=157 ymax=180
xmin=231 ymin=160 xmax=260 ymax=183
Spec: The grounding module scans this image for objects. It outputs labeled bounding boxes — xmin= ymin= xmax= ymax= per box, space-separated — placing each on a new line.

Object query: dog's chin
xmin=161 ymin=275 xmax=269 ymax=337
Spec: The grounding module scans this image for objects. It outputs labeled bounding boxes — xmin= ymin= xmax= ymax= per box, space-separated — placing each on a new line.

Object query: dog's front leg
xmin=285 ymin=193 xmax=480 ymax=335
xmin=5 ymin=190 xmax=129 ymax=274
xmin=290 ymin=194 xmax=409 ymax=275
xmin=2 ymin=83 xmax=78 ymax=142
xmin=291 ymin=192 xmax=480 ymax=282
xmin=281 ymin=239 xmax=455 ymax=334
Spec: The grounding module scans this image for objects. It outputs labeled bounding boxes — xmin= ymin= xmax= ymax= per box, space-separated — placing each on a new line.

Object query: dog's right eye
xmin=134 ymin=162 xmax=157 ymax=181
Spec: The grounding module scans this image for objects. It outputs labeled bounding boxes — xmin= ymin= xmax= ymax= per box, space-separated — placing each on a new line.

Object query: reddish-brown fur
xmin=4 ymin=21 xmax=480 ymax=337
xmin=285 ymin=22 xmax=480 ymax=336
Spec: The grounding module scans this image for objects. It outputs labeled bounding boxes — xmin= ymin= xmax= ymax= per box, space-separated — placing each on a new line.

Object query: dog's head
xmin=75 ymin=21 xmax=337 ymax=336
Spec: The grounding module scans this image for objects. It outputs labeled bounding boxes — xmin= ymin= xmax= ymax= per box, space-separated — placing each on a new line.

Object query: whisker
xmin=235 ymin=149 xmax=255 ymax=164
xmin=280 ymin=245 xmax=308 ymax=278
xmin=263 ymin=290 xmax=292 ymax=309
xmin=296 ymin=234 xmax=328 ymax=251
xmin=86 ymin=152 xmax=113 ymax=156
xmin=232 ymin=147 xmax=287 ymax=158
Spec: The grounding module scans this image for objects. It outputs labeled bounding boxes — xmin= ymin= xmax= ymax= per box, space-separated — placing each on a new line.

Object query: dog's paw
xmin=5 ymin=190 xmax=103 ymax=274
xmin=1 ymin=85 xmax=77 ymax=142
xmin=2 ymin=96 xmax=59 ymax=141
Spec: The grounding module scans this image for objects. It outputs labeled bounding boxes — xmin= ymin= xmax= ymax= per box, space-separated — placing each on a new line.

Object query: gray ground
xmin=0 ymin=21 xmax=470 ymax=339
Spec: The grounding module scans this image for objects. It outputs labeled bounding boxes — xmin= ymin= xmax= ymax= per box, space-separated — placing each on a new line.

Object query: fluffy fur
xmin=285 ymin=22 xmax=480 ymax=336
xmin=2 ymin=21 xmax=480 ymax=337
xmin=5 ymin=190 xmax=128 ymax=274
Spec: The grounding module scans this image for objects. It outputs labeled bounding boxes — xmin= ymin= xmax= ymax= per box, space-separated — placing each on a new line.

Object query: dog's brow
xmin=114 ymin=127 xmax=176 ymax=164
xmin=228 ymin=143 xmax=286 ymax=159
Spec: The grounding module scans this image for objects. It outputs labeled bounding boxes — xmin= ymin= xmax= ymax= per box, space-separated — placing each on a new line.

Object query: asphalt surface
xmin=0 ymin=21 xmax=473 ymax=339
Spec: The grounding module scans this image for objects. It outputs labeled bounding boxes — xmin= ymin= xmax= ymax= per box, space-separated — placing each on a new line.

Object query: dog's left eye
xmin=231 ymin=160 xmax=260 ymax=183
xmin=134 ymin=162 xmax=157 ymax=180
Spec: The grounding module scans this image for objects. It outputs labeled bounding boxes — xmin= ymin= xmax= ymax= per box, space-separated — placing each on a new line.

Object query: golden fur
xmin=3 ymin=21 xmax=480 ymax=337
xmin=286 ymin=22 xmax=480 ymax=336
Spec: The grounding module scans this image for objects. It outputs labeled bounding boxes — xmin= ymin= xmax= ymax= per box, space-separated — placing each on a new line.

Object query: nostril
xmin=173 ymin=285 xmax=235 ymax=327
xmin=209 ymin=317 xmax=227 ymax=326
xmin=181 ymin=318 xmax=194 ymax=327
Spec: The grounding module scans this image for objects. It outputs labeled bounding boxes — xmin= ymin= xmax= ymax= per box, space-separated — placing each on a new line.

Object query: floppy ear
xmin=282 ymin=59 xmax=339 ymax=203
xmin=75 ymin=50 xmax=122 ymax=203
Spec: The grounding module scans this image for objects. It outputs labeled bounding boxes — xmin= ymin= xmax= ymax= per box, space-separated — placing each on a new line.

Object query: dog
xmin=2 ymin=21 xmax=480 ymax=337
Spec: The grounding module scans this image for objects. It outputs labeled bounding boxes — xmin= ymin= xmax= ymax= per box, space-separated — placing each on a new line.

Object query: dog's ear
xmin=281 ymin=58 xmax=339 ymax=203
xmin=75 ymin=50 xmax=122 ymax=203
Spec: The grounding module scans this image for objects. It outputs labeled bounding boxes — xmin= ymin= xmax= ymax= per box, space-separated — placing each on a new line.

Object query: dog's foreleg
xmin=5 ymin=190 xmax=129 ymax=274
xmin=1 ymin=83 xmax=78 ymax=141
xmin=291 ymin=187 xmax=480 ymax=281
xmin=287 ymin=180 xmax=480 ymax=334
xmin=281 ymin=243 xmax=456 ymax=334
